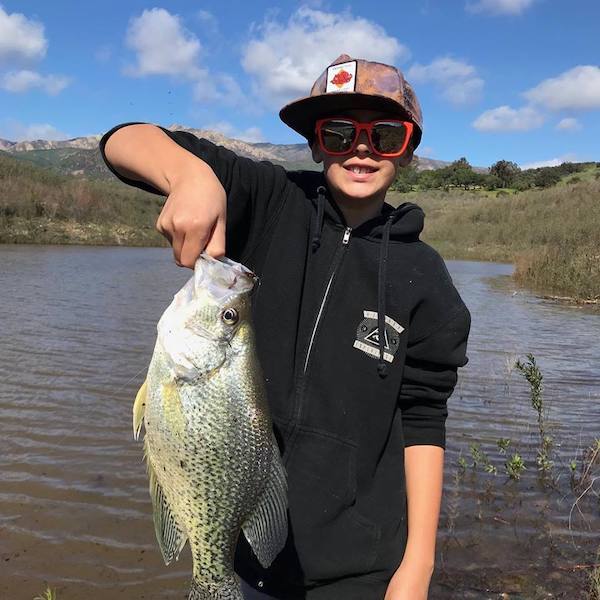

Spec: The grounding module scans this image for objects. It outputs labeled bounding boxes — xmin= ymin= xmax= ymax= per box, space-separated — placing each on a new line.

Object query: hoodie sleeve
xmin=398 ymin=255 xmax=471 ymax=449
xmin=99 ymin=122 xmax=290 ymax=262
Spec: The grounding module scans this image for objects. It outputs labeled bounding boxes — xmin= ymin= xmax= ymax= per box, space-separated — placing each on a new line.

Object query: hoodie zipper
xmin=282 ymin=226 xmax=352 ymax=465
xmin=303 ymin=226 xmax=352 ymax=373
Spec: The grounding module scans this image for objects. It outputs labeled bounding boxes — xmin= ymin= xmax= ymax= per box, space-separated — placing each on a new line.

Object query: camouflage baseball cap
xmin=279 ymin=53 xmax=423 ymax=149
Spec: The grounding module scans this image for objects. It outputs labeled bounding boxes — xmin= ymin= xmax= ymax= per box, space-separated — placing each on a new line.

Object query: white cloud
xmin=466 ymin=0 xmax=535 ymax=15
xmin=524 ymin=66 xmax=600 ymax=111
xmin=472 ymin=104 xmax=544 ymax=131
xmin=407 ymin=57 xmax=483 ymax=106
xmin=241 ymin=6 xmax=409 ymax=107
xmin=0 ymin=120 xmax=69 ymax=142
xmin=123 ymin=8 xmax=250 ymax=110
xmin=0 ymin=5 xmax=47 ymax=64
xmin=239 ymin=127 xmax=264 ymax=143
xmin=191 ymin=69 xmax=218 ymax=101
xmin=192 ymin=71 xmax=251 ymax=110
xmin=1 ymin=70 xmax=70 ymax=95
xmin=520 ymin=154 xmax=578 ymax=170
xmin=418 ymin=146 xmax=435 ymax=158
xmin=555 ymin=117 xmax=582 ymax=132
xmin=0 ymin=7 xmax=70 ymax=96
xmin=196 ymin=9 xmax=219 ymax=35
xmin=204 ymin=121 xmax=265 ymax=143
xmin=124 ymin=8 xmax=203 ymax=78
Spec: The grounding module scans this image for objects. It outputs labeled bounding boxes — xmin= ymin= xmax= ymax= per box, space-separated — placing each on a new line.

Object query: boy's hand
xmin=156 ymin=171 xmax=227 ymax=268
xmin=103 ymin=124 xmax=227 ymax=267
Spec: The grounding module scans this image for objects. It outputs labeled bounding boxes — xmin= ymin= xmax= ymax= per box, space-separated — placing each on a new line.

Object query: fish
xmin=133 ymin=253 xmax=288 ymax=600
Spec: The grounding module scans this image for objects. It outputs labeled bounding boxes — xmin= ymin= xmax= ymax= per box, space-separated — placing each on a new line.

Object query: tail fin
xmin=188 ymin=576 xmax=243 ymax=600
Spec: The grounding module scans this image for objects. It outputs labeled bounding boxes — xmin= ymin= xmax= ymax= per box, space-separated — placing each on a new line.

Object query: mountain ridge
xmin=0 ymin=125 xmax=462 ymax=175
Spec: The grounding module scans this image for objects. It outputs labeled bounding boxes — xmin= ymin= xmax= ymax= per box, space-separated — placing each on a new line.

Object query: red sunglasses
xmin=315 ymin=117 xmax=414 ymax=158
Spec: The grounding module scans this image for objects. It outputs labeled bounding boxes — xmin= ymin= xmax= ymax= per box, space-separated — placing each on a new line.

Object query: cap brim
xmin=279 ymin=92 xmax=422 ymax=149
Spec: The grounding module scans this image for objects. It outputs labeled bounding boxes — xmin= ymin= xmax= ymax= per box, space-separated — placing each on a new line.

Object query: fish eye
xmin=221 ymin=308 xmax=239 ymax=326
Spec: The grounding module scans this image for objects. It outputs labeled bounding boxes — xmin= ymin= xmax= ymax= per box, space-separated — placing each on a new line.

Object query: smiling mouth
xmin=344 ymin=165 xmax=378 ymax=175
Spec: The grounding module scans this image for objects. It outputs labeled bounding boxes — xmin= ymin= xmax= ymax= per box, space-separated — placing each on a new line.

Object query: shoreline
xmin=2 ymin=236 xmax=596 ymax=308
xmin=537 ymin=293 xmax=600 ymax=306
xmin=0 ymin=218 xmax=166 ymax=248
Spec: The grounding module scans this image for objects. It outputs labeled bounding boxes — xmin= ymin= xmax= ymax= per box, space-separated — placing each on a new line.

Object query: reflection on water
xmin=1 ymin=246 xmax=598 ymax=599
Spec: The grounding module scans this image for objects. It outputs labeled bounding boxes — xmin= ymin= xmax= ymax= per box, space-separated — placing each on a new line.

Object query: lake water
xmin=1 ymin=246 xmax=598 ymax=600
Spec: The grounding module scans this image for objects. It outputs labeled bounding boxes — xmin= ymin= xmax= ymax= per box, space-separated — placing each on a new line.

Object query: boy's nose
xmin=355 ymin=129 xmax=371 ymax=155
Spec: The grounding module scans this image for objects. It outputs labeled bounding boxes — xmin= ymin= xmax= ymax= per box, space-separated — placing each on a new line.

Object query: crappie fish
xmin=133 ymin=254 xmax=288 ymax=600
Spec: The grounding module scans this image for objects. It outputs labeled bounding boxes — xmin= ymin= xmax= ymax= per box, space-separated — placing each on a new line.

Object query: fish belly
xmin=144 ymin=347 xmax=273 ymax=583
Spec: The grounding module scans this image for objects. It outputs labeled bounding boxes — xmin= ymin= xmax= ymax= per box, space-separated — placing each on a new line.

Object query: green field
xmin=388 ymin=164 xmax=600 ymax=303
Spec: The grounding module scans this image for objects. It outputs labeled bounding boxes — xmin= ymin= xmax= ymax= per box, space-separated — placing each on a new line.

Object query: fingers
xmin=179 ymin=229 xmax=210 ymax=269
xmin=155 ymin=182 xmax=227 ymax=267
xmin=204 ymin=215 xmax=226 ymax=259
xmin=170 ymin=231 xmax=182 ymax=267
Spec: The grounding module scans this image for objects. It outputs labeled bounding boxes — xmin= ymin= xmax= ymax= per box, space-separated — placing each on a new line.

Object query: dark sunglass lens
xmin=371 ymin=122 xmax=407 ymax=154
xmin=321 ymin=120 xmax=355 ymax=152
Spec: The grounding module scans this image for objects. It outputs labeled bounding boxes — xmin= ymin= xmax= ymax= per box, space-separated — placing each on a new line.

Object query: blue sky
xmin=0 ymin=0 xmax=599 ymax=167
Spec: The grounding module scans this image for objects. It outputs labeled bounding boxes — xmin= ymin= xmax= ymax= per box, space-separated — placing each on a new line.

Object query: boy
xmin=100 ymin=54 xmax=471 ymax=600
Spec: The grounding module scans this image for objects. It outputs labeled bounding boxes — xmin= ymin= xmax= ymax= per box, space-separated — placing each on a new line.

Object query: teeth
xmin=350 ymin=166 xmax=373 ymax=174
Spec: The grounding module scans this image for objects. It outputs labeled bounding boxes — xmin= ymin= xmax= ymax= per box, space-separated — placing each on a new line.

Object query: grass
xmin=0 ymin=152 xmax=166 ymax=246
xmin=589 ymin=546 xmax=600 ymax=600
xmin=439 ymin=353 xmax=600 ymax=598
xmin=387 ymin=174 xmax=600 ymax=302
xmin=33 ymin=589 xmax=56 ymax=600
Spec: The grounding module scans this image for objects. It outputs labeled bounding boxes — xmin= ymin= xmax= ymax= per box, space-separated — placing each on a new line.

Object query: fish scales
xmin=134 ymin=254 xmax=288 ymax=599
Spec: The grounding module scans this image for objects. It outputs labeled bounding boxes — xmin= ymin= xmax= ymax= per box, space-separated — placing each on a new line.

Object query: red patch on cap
xmin=331 ymin=69 xmax=352 ymax=88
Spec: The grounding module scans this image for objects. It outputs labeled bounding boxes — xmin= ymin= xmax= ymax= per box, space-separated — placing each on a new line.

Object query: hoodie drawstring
xmin=377 ymin=215 xmax=394 ymax=378
xmin=312 ymin=186 xmax=326 ymax=251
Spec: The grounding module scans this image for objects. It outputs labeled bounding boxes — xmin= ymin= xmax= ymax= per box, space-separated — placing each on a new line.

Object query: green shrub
xmin=389 ymin=178 xmax=600 ymax=301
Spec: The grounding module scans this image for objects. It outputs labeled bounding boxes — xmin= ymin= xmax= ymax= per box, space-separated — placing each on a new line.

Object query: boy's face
xmin=311 ymin=108 xmax=414 ymax=202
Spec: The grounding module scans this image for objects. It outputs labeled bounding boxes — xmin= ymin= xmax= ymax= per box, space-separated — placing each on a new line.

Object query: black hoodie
xmin=100 ymin=124 xmax=472 ymax=600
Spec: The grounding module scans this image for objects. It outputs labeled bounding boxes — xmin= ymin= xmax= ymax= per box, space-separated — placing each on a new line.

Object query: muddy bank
xmin=0 ymin=217 xmax=165 ymax=246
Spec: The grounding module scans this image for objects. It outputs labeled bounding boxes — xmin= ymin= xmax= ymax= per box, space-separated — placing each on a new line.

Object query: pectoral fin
xmin=145 ymin=440 xmax=188 ymax=565
xmin=242 ymin=436 xmax=288 ymax=568
xmin=133 ymin=379 xmax=148 ymax=441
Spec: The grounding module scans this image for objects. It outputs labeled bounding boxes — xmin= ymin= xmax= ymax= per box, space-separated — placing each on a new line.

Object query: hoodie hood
xmin=364 ymin=201 xmax=424 ymax=240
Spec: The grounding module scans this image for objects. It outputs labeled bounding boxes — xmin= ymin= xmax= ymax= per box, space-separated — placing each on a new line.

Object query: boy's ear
xmin=310 ymin=141 xmax=323 ymax=164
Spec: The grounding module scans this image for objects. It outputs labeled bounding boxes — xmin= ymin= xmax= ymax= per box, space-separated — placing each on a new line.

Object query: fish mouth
xmin=194 ymin=254 xmax=257 ymax=301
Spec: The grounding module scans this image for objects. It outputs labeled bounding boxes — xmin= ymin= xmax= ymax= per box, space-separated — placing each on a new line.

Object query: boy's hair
xmin=280 ymin=54 xmax=423 ymax=150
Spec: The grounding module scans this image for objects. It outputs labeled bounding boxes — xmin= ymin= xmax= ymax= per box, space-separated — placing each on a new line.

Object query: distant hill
xmin=0 ymin=124 xmax=457 ymax=179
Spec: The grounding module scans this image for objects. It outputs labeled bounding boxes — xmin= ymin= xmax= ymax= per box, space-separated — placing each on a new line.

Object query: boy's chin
xmin=334 ymin=181 xmax=387 ymax=201
xmin=337 ymin=177 xmax=389 ymax=200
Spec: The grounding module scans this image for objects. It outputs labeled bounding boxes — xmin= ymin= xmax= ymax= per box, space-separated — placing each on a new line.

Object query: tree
xmin=447 ymin=157 xmax=480 ymax=190
xmin=534 ymin=168 xmax=561 ymax=188
xmin=484 ymin=174 xmax=503 ymax=190
xmin=392 ymin=165 xmax=419 ymax=192
xmin=417 ymin=169 xmax=439 ymax=190
xmin=490 ymin=160 xmax=521 ymax=188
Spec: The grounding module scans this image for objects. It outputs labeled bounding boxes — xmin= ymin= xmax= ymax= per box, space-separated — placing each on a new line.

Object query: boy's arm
xmin=386 ymin=302 xmax=470 ymax=598
xmin=103 ymin=123 xmax=227 ymax=266
xmin=384 ymin=446 xmax=442 ymax=599
xmin=100 ymin=122 xmax=290 ymax=268
xmin=402 ymin=444 xmax=444 ymax=567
